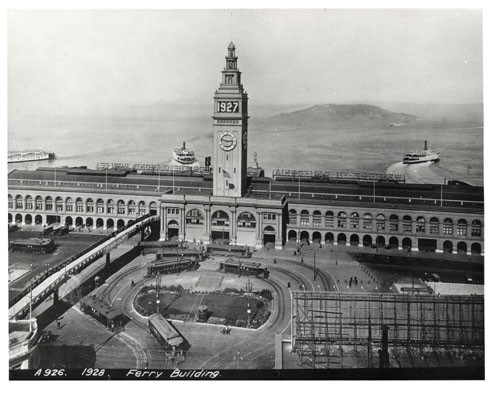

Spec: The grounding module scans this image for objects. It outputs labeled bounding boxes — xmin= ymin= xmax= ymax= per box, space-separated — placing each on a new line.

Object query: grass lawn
xmin=135 ymin=290 xmax=270 ymax=326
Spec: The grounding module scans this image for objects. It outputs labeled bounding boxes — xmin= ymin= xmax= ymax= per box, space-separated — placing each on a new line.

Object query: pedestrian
xmin=131 ymin=280 xmax=135 ymax=287
xmin=301 ymin=257 xmax=304 ymax=263
xmin=287 ymin=281 xmax=291 ymax=288
xmin=56 ymin=318 xmax=61 ymax=329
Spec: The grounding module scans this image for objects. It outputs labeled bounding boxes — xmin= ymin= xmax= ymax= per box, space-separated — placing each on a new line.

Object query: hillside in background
xmin=269 ymin=103 xmax=417 ymax=128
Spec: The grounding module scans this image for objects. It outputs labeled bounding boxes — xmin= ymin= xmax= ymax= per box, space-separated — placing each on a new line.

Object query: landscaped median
xmin=133 ymin=284 xmax=273 ymax=329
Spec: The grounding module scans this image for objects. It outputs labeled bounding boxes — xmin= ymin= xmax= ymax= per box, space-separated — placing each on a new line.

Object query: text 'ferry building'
xmin=7 ymin=43 xmax=484 ymax=257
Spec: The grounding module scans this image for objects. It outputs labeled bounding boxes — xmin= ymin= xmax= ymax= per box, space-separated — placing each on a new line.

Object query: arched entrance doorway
xmin=389 ymin=236 xmax=398 ymax=249
xmin=337 ymin=233 xmax=346 ymax=245
xmin=15 ymin=214 xmax=22 ymax=223
xmin=167 ymin=220 xmax=179 ymax=241
xmin=263 ymin=226 xmax=276 ymax=248
xmin=363 ymin=235 xmax=372 ymax=247
xmin=350 ymin=234 xmax=359 ymax=247
xmin=325 ymin=232 xmax=334 ymax=243
xmin=96 ymin=218 xmax=104 ymax=228
xmin=35 ymin=215 xmax=43 ymax=225
xmin=86 ymin=217 xmax=93 ymax=227
xmin=312 ymin=231 xmax=322 ymax=244
xmin=471 ymin=242 xmax=481 ymax=255
xmin=65 ymin=216 xmax=73 ymax=226
xmin=8 ymin=213 xmax=12 ymax=223
xmin=457 ymin=241 xmax=467 ymax=255
xmin=117 ymin=219 xmax=125 ymax=229
xmin=402 ymin=237 xmax=412 ymax=250
xmin=288 ymin=230 xmax=297 ymax=242
xmin=75 ymin=217 xmax=83 ymax=226
xmin=376 ymin=236 xmax=385 ymax=247
xmin=300 ymin=231 xmax=310 ymax=244
xmin=24 ymin=214 xmax=32 ymax=225
xmin=443 ymin=240 xmax=453 ymax=254
xmin=211 ymin=210 xmax=230 ymax=243
xmin=107 ymin=219 xmax=114 ymax=229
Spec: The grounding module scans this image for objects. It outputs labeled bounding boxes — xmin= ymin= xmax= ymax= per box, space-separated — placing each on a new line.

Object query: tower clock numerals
xmin=217 ymin=101 xmax=239 ymax=113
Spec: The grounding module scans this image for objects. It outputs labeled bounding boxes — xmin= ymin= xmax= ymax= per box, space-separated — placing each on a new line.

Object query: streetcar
xmin=146 ymin=258 xmax=198 ymax=277
xmin=206 ymin=244 xmax=252 ymax=258
xmin=9 ymin=238 xmax=55 ymax=254
xmin=219 ymin=258 xmax=269 ymax=278
xmin=151 ymin=248 xmax=205 ymax=262
xmin=80 ymin=296 xmax=124 ymax=331
xmin=148 ymin=313 xmax=184 ymax=352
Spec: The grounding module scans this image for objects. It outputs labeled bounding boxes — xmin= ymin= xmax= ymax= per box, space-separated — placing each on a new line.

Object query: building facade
xmin=7 ymin=44 xmax=484 ymax=256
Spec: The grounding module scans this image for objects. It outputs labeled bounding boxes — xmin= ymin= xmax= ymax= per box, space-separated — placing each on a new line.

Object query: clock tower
xmin=212 ymin=42 xmax=249 ymax=197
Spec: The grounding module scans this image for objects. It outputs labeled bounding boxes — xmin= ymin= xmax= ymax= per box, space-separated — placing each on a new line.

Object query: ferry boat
xmin=8 ymin=149 xmax=55 ymax=163
xmin=402 ymin=141 xmax=439 ymax=164
xmin=172 ymin=142 xmax=196 ymax=165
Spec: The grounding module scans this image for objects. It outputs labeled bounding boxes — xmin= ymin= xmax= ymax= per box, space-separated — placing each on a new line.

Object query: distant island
xmin=271 ymin=103 xmax=417 ymax=127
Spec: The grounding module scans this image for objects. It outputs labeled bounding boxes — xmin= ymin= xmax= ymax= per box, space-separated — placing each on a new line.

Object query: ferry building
xmin=7 ymin=43 xmax=484 ymax=256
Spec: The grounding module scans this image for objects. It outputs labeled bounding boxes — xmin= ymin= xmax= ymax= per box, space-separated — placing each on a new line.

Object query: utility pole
xmin=298 ymin=176 xmax=301 ymax=199
xmin=156 ymin=274 xmax=161 ymax=314
xmin=373 ymin=180 xmax=375 ymax=203
xmin=245 ymin=278 xmax=253 ymax=327
xmin=29 ymin=280 xmax=33 ymax=332
xmin=313 ymin=250 xmax=318 ymax=281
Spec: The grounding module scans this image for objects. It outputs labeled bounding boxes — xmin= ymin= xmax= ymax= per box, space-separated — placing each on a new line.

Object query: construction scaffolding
xmin=291 ymin=291 xmax=484 ymax=369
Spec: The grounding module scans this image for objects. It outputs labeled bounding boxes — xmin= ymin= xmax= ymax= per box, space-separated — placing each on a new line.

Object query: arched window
xmin=45 ymin=196 xmax=53 ymax=211
xmin=15 ymin=195 xmax=23 ymax=209
xmin=325 ymin=211 xmax=334 ymax=228
xmin=8 ymin=195 xmax=13 ymax=209
xmin=86 ymin=198 xmax=94 ymax=213
xmin=238 ymin=212 xmax=256 ymax=228
xmin=389 ymin=214 xmax=399 ymax=232
xmin=97 ymin=199 xmax=105 ymax=214
xmin=416 ymin=216 xmax=425 ymax=233
xmin=117 ymin=200 xmax=125 ymax=215
xmin=313 ymin=210 xmax=322 ymax=227
xmin=35 ymin=196 xmax=43 ymax=211
xmin=300 ymin=210 xmax=309 ymax=226
xmin=363 ymin=213 xmax=373 ymax=230
xmin=66 ymin=197 xmax=73 ymax=212
xmin=138 ymin=201 xmax=147 ymax=216
xmin=25 ymin=195 xmax=33 ymax=210
xmin=289 ymin=209 xmax=297 ymax=225
xmin=402 ymin=215 xmax=412 ymax=232
xmin=76 ymin=198 xmax=83 ymax=212
xmin=186 ymin=209 xmax=204 ymax=225
xmin=376 ymin=214 xmax=386 ymax=231
xmin=457 ymin=219 xmax=467 ymax=236
xmin=443 ymin=218 xmax=453 ymax=235
xmin=338 ymin=212 xmax=347 ymax=228
xmin=107 ymin=199 xmax=115 ymax=214
xmin=128 ymin=200 xmax=136 ymax=216
xmin=55 ymin=197 xmax=63 ymax=212
xmin=149 ymin=201 xmax=157 ymax=215
xmin=471 ymin=220 xmax=481 ymax=237
xmin=211 ymin=210 xmax=230 ymax=226
xmin=350 ymin=212 xmax=359 ymax=229
xmin=430 ymin=217 xmax=440 ymax=234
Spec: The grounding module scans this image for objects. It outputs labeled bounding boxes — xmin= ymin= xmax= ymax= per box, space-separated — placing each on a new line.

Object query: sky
xmin=7 ymin=9 xmax=483 ymax=117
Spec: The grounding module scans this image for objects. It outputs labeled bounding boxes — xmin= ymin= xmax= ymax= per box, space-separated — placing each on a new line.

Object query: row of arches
xmin=286 ymin=230 xmax=482 ymax=255
xmin=9 ymin=213 xmax=129 ymax=230
xmin=8 ymin=195 xmax=157 ymax=216
xmin=288 ymin=208 xmax=482 ymax=236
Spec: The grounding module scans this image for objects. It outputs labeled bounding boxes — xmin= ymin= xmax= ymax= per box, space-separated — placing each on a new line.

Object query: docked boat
xmin=8 ymin=149 xmax=55 ymax=163
xmin=172 ymin=142 xmax=196 ymax=165
xmin=402 ymin=141 xmax=439 ymax=164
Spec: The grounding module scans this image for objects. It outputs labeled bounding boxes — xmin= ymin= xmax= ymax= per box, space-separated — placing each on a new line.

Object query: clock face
xmin=219 ymin=132 xmax=237 ymax=151
xmin=242 ymin=131 xmax=248 ymax=150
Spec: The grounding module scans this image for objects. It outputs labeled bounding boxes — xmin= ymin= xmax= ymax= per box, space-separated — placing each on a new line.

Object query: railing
xmin=9 ymin=214 xmax=159 ymax=316
xmin=273 ymin=169 xmax=406 ymax=183
xmin=251 ymin=189 xmax=484 ymax=210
